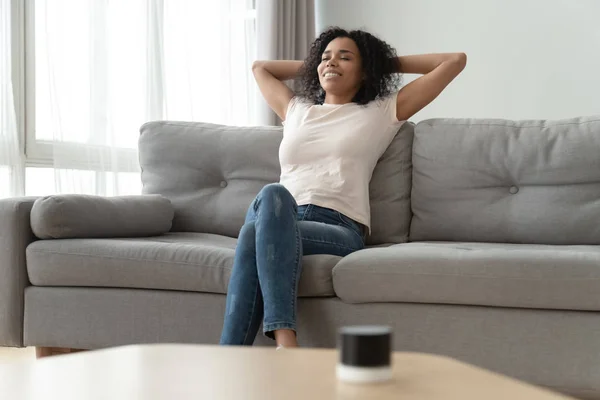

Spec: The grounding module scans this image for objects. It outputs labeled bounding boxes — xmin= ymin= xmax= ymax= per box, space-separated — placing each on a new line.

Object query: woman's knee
xmin=259 ymin=183 xmax=292 ymax=200
xmin=257 ymin=184 xmax=296 ymax=211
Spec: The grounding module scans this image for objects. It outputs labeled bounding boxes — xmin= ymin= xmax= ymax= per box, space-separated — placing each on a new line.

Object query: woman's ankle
xmin=273 ymin=329 xmax=298 ymax=347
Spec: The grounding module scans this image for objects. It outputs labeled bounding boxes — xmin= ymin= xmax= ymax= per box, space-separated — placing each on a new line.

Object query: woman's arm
xmin=393 ymin=53 xmax=467 ymax=121
xmin=252 ymin=60 xmax=303 ymax=120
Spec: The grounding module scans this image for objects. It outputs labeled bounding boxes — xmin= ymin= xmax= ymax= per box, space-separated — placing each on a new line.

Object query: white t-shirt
xmin=280 ymin=92 xmax=405 ymax=232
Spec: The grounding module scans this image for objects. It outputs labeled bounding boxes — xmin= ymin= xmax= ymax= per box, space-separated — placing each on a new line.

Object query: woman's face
xmin=317 ymin=37 xmax=363 ymax=98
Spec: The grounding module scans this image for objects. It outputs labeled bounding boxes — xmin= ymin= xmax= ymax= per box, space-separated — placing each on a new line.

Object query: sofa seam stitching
xmin=27 ymin=248 xmax=233 ymax=270
xmin=335 ymin=271 xmax=600 ymax=281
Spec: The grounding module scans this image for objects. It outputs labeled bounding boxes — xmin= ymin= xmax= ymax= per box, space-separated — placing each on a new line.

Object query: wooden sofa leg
xmin=36 ymin=347 xmax=85 ymax=359
xmin=36 ymin=347 xmax=52 ymax=358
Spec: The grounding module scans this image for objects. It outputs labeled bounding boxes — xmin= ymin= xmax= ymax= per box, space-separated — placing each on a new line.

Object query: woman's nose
xmin=327 ymin=58 xmax=337 ymax=67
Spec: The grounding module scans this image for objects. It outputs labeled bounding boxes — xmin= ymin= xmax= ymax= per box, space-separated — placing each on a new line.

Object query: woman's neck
xmin=323 ymin=92 xmax=356 ymax=105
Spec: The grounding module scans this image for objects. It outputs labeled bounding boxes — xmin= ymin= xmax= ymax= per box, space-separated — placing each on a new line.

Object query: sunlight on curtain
xmin=0 ymin=0 xmax=25 ymax=198
xmin=163 ymin=0 xmax=257 ymax=125
xmin=32 ymin=0 xmax=256 ymax=196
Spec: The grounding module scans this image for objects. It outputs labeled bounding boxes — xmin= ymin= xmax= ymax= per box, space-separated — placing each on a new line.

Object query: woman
xmin=220 ymin=27 xmax=466 ymax=348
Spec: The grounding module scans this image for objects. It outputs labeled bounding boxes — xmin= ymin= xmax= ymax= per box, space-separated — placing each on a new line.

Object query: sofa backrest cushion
xmin=139 ymin=121 xmax=414 ymax=244
xmin=368 ymin=121 xmax=414 ymax=244
xmin=409 ymin=117 xmax=600 ymax=245
xmin=139 ymin=121 xmax=281 ymax=238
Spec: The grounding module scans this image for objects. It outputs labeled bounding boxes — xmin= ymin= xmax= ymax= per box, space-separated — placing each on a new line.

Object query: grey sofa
xmin=1 ymin=117 xmax=600 ymax=399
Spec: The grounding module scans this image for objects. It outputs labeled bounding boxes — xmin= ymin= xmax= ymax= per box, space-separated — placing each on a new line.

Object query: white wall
xmin=316 ymin=0 xmax=600 ymax=121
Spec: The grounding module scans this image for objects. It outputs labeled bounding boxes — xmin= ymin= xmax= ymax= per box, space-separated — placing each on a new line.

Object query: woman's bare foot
xmin=274 ymin=329 xmax=298 ymax=347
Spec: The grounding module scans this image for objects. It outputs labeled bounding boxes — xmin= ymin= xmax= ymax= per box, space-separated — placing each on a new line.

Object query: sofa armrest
xmin=0 ymin=197 xmax=38 ymax=346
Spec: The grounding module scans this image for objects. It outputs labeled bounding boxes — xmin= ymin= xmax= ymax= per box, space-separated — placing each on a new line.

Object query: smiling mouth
xmin=323 ymin=72 xmax=341 ymax=78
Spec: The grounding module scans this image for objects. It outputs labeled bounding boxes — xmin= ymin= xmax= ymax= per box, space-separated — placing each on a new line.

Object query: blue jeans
xmin=219 ymin=183 xmax=365 ymax=345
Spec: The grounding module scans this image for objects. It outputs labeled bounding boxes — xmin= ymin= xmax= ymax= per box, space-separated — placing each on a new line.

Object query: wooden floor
xmin=0 ymin=346 xmax=36 ymax=364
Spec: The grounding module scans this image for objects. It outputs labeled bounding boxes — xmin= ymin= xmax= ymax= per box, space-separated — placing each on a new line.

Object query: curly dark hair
xmin=297 ymin=27 xmax=402 ymax=105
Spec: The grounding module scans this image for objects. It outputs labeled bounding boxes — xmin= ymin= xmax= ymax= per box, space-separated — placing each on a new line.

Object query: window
xmin=12 ymin=0 xmax=257 ymax=196
xmin=25 ymin=167 xmax=142 ymax=196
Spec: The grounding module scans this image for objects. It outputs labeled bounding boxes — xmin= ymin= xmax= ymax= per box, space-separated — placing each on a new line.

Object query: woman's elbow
xmin=452 ymin=53 xmax=467 ymax=70
xmin=252 ymin=60 xmax=266 ymax=71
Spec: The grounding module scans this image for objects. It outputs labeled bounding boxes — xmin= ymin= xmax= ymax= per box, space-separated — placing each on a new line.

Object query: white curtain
xmin=256 ymin=0 xmax=315 ymax=126
xmin=0 ymin=0 xmax=25 ymax=198
xmin=34 ymin=0 xmax=257 ymax=196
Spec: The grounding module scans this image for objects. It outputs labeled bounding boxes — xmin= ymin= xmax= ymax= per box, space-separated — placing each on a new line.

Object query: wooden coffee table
xmin=0 ymin=344 xmax=575 ymax=399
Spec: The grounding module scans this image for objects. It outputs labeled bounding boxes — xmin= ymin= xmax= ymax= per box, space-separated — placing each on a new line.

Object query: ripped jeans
xmin=219 ymin=183 xmax=365 ymax=345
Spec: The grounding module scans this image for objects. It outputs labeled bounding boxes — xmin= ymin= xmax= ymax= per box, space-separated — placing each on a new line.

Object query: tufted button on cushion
xmin=220 ymin=181 xmax=228 ymax=188
xmin=509 ymin=186 xmax=519 ymax=194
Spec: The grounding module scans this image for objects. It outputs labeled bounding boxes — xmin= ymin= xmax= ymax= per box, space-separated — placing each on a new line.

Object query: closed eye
xmin=322 ymin=57 xmax=350 ymax=62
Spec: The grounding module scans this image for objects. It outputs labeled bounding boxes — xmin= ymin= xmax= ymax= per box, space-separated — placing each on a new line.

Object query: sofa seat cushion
xmin=26 ymin=232 xmax=341 ymax=297
xmin=332 ymin=242 xmax=600 ymax=311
